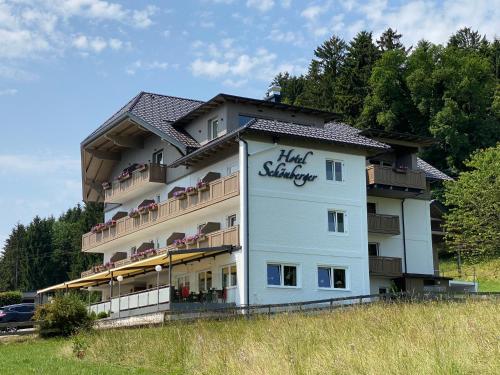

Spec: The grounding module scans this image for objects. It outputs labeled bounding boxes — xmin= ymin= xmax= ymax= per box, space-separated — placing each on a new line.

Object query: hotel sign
xmin=258 ymin=149 xmax=318 ymax=187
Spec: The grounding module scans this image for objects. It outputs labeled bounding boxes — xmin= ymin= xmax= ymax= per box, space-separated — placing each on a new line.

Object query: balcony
xmin=369 ymin=256 xmax=403 ymax=277
xmin=81 ymin=226 xmax=240 ymax=278
xmin=368 ymin=213 xmax=400 ymax=235
xmin=82 ymin=173 xmax=240 ymax=252
xmin=366 ymin=164 xmax=426 ymax=197
xmin=104 ymin=163 xmax=167 ymax=204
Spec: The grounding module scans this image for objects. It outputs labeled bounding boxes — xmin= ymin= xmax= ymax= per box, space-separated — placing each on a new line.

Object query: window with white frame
xmin=198 ymin=270 xmax=212 ymax=291
xmin=267 ymin=263 xmax=298 ymax=287
xmin=326 ymin=160 xmax=343 ymax=182
xmin=176 ymin=275 xmax=190 ymax=289
xmin=317 ymin=266 xmax=347 ymax=289
xmin=208 ymin=117 xmax=219 ymax=140
xmin=227 ymin=214 xmax=237 ymax=227
xmin=221 ymin=264 xmax=237 ymax=288
xmin=328 ymin=210 xmax=346 ymax=233
xmin=153 ymin=149 xmax=164 ymax=164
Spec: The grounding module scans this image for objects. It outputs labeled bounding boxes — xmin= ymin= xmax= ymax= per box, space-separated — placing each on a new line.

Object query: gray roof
xmin=247 ymin=119 xmax=390 ymax=151
xmin=84 ymin=91 xmax=203 ymax=148
xmin=417 ymin=158 xmax=452 ymax=181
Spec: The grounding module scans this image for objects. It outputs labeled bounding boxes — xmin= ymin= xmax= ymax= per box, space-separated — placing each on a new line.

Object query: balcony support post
xmin=401 ymin=199 xmax=408 ymax=273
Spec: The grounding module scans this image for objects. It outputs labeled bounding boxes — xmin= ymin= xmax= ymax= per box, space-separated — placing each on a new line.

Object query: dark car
xmin=0 ymin=303 xmax=35 ymax=323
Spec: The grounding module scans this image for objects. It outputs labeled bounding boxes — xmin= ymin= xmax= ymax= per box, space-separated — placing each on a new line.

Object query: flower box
xmin=173 ymin=190 xmax=187 ymax=200
xmin=185 ymin=186 xmax=198 ymax=196
xmin=138 ymin=206 xmax=149 ymax=215
xmin=104 ymin=220 xmax=116 ymax=229
xmin=173 ymin=238 xmax=186 ymax=248
xmin=91 ymin=223 xmax=106 ymax=233
xmin=136 ymin=163 xmax=148 ymax=172
xmin=117 ymin=171 xmax=131 ymax=182
xmin=185 ymin=234 xmax=199 ymax=245
xmin=104 ymin=262 xmax=115 ymax=270
xmin=129 ymin=209 xmax=140 ymax=218
xmin=102 ymin=182 xmax=112 ymax=190
xmin=196 ymin=181 xmax=209 ymax=192
xmin=147 ymin=202 xmax=158 ymax=212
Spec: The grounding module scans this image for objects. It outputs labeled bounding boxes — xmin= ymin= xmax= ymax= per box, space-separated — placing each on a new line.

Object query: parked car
xmin=0 ymin=303 xmax=35 ymax=323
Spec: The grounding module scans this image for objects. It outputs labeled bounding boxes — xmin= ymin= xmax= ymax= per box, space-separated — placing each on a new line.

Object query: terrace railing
xmin=104 ymin=163 xmax=167 ymax=204
xmin=367 ymin=213 xmax=400 ymax=235
xmin=82 ymin=172 xmax=240 ymax=252
xmin=366 ymin=164 xmax=426 ymax=190
xmin=369 ymin=256 xmax=403 ymax=277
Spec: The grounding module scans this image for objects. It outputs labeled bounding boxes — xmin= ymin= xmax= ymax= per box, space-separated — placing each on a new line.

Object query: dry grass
xmin=73 ymin=299 xmax=500 ymax=375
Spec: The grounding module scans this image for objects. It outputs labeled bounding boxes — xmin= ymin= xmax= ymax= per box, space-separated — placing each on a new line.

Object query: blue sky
xmin=0 ymin=0 xmax=499 ymax=247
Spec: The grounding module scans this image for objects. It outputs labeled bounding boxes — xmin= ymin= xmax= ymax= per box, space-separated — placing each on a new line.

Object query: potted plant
xmin=185 ymin=186 xmax=197 ymax=196
xmin=129 ymin=209 xmax=140 ymax=218
xmin=197 ymin=180 xmax=209 ymax=192
xmin=138 ymin=205 xmax=149 ymax=215
xmin=102 ymin=181 xmax=112 ymax=190
xmin=173 ymin=190 xmax=187 ymax=200
xmin=104 ymin=261 xmax=115 ymax=270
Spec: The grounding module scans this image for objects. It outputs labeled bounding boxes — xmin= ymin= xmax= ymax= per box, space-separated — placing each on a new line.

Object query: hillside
xmin=440 ymin=258 xmax=500 ymax=292
xmin=1 ymin=299 xmax=499 ymax=374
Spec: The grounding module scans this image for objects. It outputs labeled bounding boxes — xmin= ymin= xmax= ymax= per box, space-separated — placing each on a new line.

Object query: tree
xmin=377 ymin=28 xmax=404 ymax=52
xmin=337 ymin=31 xmax=380 ymax=124
xmin=271 ymin=72 xmax=306 ymax=106
xmin=444 ymin=144 xmax=500 ymax=261
xmin=359 ymin=49 xmax=423 ymax=132
xmin=448 ymin=27 xmax=488 ymax=53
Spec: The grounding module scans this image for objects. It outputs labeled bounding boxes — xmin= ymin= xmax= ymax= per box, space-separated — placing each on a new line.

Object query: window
xmin=177 ymin=275 xmax=190 ymax=289
xmin=328 ymin=210 xmax=345 ymax=233
xmin=267 ymin=263 xmax=298 ymax=287
xmin=317 ymin=266 xmax=347 ymax=289
xmin=153 ymin=149 xmax=164 ymax=164
xmin=379 ymin=288 xmax=387 ymax=294
xmin=227 ymin=214 xmax=237 ymax=227
xmin=208 ymin=118 xmax=219 ymax=140
xmin=222 ymin=264 xmax=237 ymax=288
xmin=368 ymin=243 xmax=379 ymax=256
xmin=238 ymin=115 xmax=256 ymax=126
xmin=367 ymin=202 xmax=376 ymax=214
xmin=326 ymin=160 xmax=343 ymax=182
xmin=198 ymin=270 xmax=212 ymax=291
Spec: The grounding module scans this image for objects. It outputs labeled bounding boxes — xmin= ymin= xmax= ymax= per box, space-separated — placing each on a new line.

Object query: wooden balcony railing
xmin=368 ymin=213 xmax=400 ymax=235
xmin=82 ymin=172 xmax=240 ymax=252
xmin=104 ymin=163 xmax=167 ymax=204
xmin=366 ymin=164 xmax=426 ymax=190
xmin=369 ymin=256 xmax=402 ymax=277
xmin=81 ymin=226 xmax=240 ymax=277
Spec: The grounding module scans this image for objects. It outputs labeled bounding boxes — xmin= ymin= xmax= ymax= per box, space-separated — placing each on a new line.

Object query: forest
xmin=0 ymin=27 xmax=498 ymax=292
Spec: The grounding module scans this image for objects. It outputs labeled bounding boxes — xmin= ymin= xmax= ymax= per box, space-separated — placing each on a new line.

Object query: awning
xmin=37 ymin=246 xmax=236 ymax=294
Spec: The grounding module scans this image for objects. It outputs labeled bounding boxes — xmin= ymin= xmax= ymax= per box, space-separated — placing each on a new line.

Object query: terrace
xmin=82 ymin=172 xmax=240 ymax=252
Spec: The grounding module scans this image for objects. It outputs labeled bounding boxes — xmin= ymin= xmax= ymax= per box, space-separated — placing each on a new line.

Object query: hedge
xmin=0 ymin=291 xmax=23 ymax=307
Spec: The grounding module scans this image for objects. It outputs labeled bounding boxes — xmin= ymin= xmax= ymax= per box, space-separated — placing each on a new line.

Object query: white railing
xmin=90 ymin=286 xmax=170 ymax=314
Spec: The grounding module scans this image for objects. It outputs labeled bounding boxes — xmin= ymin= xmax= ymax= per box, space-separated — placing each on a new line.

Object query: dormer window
xmin=208 ymin=117 xmax=219 ymax=140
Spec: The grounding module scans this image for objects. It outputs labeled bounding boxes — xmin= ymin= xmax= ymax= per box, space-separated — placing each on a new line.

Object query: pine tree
xmin=377 ymin=28 xmax=404 ymax=52
xmin=337 ymin=31 xmax=380 ymax=124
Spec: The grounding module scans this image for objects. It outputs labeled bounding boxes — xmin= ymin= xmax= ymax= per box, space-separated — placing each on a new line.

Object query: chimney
xmin=266 ymin=85 xmax=281 ymax=103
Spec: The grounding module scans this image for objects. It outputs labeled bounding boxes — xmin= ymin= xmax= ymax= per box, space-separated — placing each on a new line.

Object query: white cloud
xmin=125 ymin=60 xmax=169 ymax=75
xmin=301 ymin=5 xmax=325 ymax=21
xmin=191 ymin=59 xmax=230 ymax=78
xmin=108 ymin=38 xmax=122 ymax=50
xmin=0 ymin=65 xmax=37 ymax=80
xmin=131 ymin=5 xmax=157 ymax=28
xmin=281 ymin=0 xmax=292 ymax=9
xmin=0 ymin=153 xmax=80 ymax=175
xmin=72 ymin=34 xmax=124 ymax=53
xmin=0 ymin=88 xmax=18 ymax=96
xmin=268 ymin=29 xmax=304 ymax=45
xmin=246 ymin=0 xmax=275 ymax=12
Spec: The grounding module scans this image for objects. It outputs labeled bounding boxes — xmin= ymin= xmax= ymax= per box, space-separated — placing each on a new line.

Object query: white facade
xmin=68 ymin=93 xmax=443 ymax=311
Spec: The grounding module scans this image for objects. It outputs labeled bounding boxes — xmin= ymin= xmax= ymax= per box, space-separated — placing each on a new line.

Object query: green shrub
xmin=0 ymin=291 xmax=23 ymax=307
xmin=96 ymin=311 xmax=108 ymax=319
xmin=34 ymin=294 xmax=93 ymax=338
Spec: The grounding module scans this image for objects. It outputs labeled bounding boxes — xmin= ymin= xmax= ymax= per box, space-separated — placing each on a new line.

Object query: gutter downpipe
xmin=238 ymin=137 xmax=250 ymax=310
xmin=401 ymin=199 xmax=408 ymax=275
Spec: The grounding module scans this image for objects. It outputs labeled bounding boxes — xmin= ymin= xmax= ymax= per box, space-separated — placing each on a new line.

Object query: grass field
xmin=440 ymin=257 xmax=500 ymax=292
xmin=1 ymin=299 xmax=499 ymax=375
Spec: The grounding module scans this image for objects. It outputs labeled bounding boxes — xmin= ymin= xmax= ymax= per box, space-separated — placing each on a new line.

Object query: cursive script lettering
xmin=258 ymin=149 xmax=318 ymax=187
